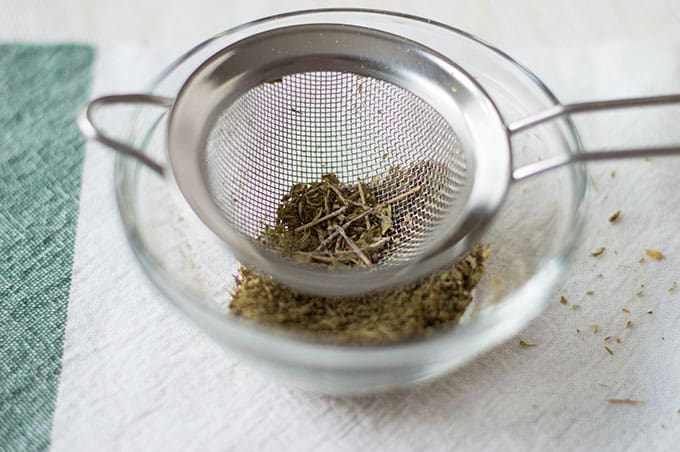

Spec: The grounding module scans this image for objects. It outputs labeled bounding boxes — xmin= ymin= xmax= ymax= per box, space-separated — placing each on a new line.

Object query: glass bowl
xmin=115 ymin=9 xmax=586 ymax=394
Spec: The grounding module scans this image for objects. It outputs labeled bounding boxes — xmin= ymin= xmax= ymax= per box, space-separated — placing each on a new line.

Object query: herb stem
xmin=379 ymin=185 xmax=422 ymax=207
xmin=334 ymin=225 xmax=373 ymax=267
xmin=357 ymin=177 xmax=372 ymax=229
xmin=324 ymin=181 xmax=350 ymax=206
xmin=295 ymin=206 xmax=347 ymax=232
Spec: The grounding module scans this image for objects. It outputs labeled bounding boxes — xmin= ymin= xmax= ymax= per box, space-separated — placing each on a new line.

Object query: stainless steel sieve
xmin=79 ymin=23 xmax=680 ymax=297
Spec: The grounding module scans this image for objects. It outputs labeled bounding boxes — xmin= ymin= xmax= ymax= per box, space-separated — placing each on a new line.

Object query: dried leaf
xmin=608 ymin=210 xmax=622 ymax=222
xmin=604 ymin=346 xmax=614 ymax=355
xmin=560 ymin=295 xmax=569 ymax=305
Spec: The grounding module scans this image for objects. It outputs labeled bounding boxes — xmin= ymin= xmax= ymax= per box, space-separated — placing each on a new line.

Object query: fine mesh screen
xmin=204 ymin=71 xmax=468 ymax=266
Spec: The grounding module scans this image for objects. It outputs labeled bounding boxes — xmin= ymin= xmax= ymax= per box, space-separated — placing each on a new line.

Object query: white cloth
xmin=6 ymin=2 xmax=680 ymax=450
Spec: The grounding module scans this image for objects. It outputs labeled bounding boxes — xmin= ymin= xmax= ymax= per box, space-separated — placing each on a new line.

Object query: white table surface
xmin=4 ymin=1 xmax=680 ymax=450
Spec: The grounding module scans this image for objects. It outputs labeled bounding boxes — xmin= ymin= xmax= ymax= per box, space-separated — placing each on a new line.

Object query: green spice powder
xmin=229 ymin=172 xmax=489 ymax=345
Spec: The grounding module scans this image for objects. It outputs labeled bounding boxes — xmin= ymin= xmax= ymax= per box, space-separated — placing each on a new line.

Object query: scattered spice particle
xmin=648 ymin=310 xmax=653 ymax=314
xmin=604 ymin=346 xmax=614 ymax=355
xmin=604 ymin=336 xmax=612 ymax=342
xmin=597 ymin=273 xmax=603 ymax=278
xmin=576 ymin=328 xmax=581 ymax=333
xmin=591 ymin=247 xmax=605 ymax=257
xmin=519 ymin=339 xmax=537 ymax=348
xmin=560 ymin=295 xmax=569 ymax=305
xmin=608 ymin=398 xmax=645 ymax=405
xmin=646 ymin=249 xmax=665 ymax=261
xmin=611 ymin=170 xmax=616 ymax=178
xmin=616 ymin=337 xmax=622 ymax=344
xmin=572 ymin=304 xmax=581 ymax=310
xmin=622 ymin=308 xmax=630 ymax=314
xmin=669 ymin=282 xmax=677 ymax=294
xmin=636 ymin=289 xmax=644 ymax=298
xmin=608 ymin=210 xmax=622 ymax=222
xmin=589 ymin=324 xmax=600 ymax=334
xmin=586 ymin=290 xmax=594 ymax=296
xmin=639 ymin=257 xmax=646 ymax=264
xmin=626 ymin=320 xmax=634 ymax=328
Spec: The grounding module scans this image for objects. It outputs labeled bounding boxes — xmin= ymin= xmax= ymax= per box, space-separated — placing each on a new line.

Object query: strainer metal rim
xmin=166 ymin=21 xmax=511 ymax=296
xmin=114 ymin=9 xmax=586 ymax=386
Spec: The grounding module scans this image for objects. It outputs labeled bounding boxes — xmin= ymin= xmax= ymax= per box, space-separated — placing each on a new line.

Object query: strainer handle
xmin=507 ymin=93 xmax=680 ymax=180
xmin=78 ymin=94 xmax=174 ymax=176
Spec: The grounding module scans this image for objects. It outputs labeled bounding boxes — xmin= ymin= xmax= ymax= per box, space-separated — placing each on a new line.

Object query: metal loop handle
xmin=508 ymin=94 xmax=680 ymax=180
xmin=78 ymin=94 xmax=174 ymax=175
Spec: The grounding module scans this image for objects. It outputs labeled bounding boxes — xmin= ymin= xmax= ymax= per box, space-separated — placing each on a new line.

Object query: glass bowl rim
xmin=114 ymin=8 xmax=587 ymax=370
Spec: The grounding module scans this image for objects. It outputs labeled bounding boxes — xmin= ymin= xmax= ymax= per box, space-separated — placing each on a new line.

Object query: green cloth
xmin=0 ymin=44 xmax=94 ymax=451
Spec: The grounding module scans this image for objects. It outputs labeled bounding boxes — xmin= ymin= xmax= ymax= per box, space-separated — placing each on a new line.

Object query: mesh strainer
xmin=80 ymin=23 xmax=680 ymax=297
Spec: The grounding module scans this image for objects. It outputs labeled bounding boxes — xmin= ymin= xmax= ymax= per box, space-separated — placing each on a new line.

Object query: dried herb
xmin=608 ymin=210 xmax=621 ymax=222
xmin=604 ymin=346 xmax=614 ymax=355
xmin=230 ymin=171 xmax=489 ymax=345
xmin=586 ymin=290 xmax=594 ymax=296
xmin=230 ymin=244 xmax=489 ymax=345
xmin=560 ymin=295 xmax=569 ymax=305
xmin=589 ymin=324 xmax=600 ymax=334
xmin=259 ymin=172 xmax=420 ymax=268
xmin=646 ymin=249 xmax=664 ymax=261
